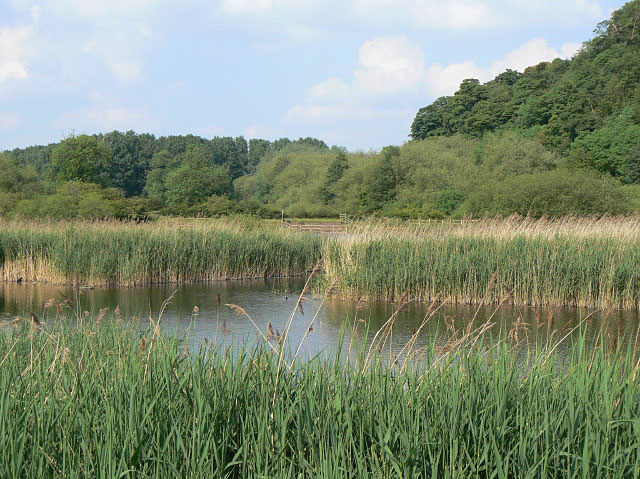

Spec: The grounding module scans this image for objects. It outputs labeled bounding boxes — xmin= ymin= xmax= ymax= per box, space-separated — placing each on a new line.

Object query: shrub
xmin=467 ymin=169 xmax=631 ymax=218
xmin=436 ymin=189 xmax=467 ymax=216
xmin=13 ymin=181 xmax=150 ymax=221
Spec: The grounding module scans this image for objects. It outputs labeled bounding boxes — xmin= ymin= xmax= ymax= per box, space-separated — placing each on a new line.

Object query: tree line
xmin=1 ymin=0 xmax=639 ymax=220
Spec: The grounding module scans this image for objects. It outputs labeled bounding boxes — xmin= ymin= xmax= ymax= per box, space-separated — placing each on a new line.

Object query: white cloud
xmin=0 ymin=26 xmax=33 ymax=84
xmin=426 ymin=38 xmax=582 ymax=96
xmin=351 ymin=0 xmax=497 ymax=29
xmin=308 ymin=36 xmax=426 ymax=102
xmin=30 ymin=5 xmax=42 ymax=22
xmin=351 ymin=0 xmax=609 ymax=29
xmin=508 ymin=0 xmax=607 ymax=24
xmin=355 ymin=36 xmax=426 ymax=95
xmin=221 ymin=0 xmax=318 ymax=14
xmin=106 ymin=61 xmax=143 ymax=82
xmin=0 ymin=111 xmax=23 ymax=129
xmin=288 ymin=35 xmax=583 ymax=124
xmin=412 ymin=1 xmax=496 ymax=29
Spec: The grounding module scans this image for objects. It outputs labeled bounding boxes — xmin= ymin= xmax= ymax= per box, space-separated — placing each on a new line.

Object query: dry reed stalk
xmin=225 ymin=303 xmax=281 ymax=356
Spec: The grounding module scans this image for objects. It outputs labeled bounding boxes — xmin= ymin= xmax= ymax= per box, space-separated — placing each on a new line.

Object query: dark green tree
xmin=0 ymin=153 xmax=40 ymax=194
xmin=364 ymin=148 xmax=397 ymax=211
xmin=437 ymin=190 xmax=467 ymax=216
xmin=624 ymin=143 xmax=640 ymax=184
xmin=320 ymin=152 xmax=349 ymax=204
xmin=165 ymin=146 xmax=232 ymax=207
xmin=247 ymin=139 xmax=272 ymax=173
xmin=50 ymin=135 xmax=111 ymax=186
xmin=98 ymin=130 xmax=156 ymax=196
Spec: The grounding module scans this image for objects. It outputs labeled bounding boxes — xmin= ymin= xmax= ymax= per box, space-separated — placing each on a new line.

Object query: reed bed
xmin=325 ymin=216 xmax=640 ymax=309
xmin=5 ymin=217 xmax=640 ymax=309
xmin=0 ymin=218 xmax=322 ymax=286
xmin=0 ymin=309 xmax=639 ymax=478
xmin=350 ymin=215 xmax=640 ymax=241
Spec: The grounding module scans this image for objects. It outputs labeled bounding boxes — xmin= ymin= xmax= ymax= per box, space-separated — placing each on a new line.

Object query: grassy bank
xmin=324 ymin=217 xmax=640 ymax=309
xmin=0 ymin=312 xmax=639 ymax=478
xmin=0 ymin=218 xmax=322 ymax=286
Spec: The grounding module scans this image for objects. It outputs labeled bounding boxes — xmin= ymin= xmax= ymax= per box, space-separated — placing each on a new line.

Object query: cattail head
xmin=226 ymin=304 xmax=247 ymax=316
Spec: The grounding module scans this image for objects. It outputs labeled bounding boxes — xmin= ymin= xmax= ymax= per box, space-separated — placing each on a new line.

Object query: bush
xmin=191 ymin=196 xmax=240 ymax=217
xmin=13 ymin=181 xmax=150 ymax=221
xmin=436 ymin=189 xmax=467 ymax=216
xmin=0 ymin=192 xmax=22 ymax=216
xmin=467 ymin=169 xmax=631 ymax=218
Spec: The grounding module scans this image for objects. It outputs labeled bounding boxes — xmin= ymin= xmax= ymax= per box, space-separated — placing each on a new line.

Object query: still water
xmin=2 ymin=279 xmax=639 ymax=360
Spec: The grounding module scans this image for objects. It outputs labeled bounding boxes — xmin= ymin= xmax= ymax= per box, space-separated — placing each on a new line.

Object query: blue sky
xmin=0 ymin=0 xmax=626 ymax=151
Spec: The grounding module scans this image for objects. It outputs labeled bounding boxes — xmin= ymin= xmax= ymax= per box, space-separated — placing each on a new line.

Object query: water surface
xmin=2 ymin=279 xmax=638 ymax=360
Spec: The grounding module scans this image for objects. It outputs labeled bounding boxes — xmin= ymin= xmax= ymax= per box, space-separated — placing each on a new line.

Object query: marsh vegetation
xmin=4 ymin=216 xmax=640 ymax=309
xmin=0 ymin=305 xmax=638 ymax=478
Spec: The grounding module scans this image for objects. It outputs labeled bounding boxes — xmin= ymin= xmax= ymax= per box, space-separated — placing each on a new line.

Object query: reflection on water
xmin=2 ymin=279 xmax=639 ymax=361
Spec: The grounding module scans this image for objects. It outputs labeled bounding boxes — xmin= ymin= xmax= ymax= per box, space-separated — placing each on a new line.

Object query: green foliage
xmin=467 ymin=169 xmax=631 ymax=218
xmin=50 ymin=135 xmax=112 ymax=185
xmin=164 ymin=146 xmax=232 ymax=208
xmin=410 ymin=0 xmax=640 ymax=171
xmin=0 ymin=153 xmax=40 ymax=194
xmin=362 ymin=148 xmax=398 ymax=212
xmin=5 ymin=132 xmax=330 ymax=218
xmin=12 ymin=182 xmax=151 ymax=221
xmin=0 ymin=193 xmax=22 ymax=216
xmin=236 ymin=144 xmax=338 ymax=217
xmin=381 ymin=204 xmax=445 ymax=219
xmin=15 ymin=182 xmax=117 ymax=220
xmin=1 ymin=317 xmax=639 ymax=477
xmin=186 ymin=196 xmax=280 ymax=219
xmin=7 ymin=143 xmax=55 ymax=172
xmin=142 ymin=149 xmax=177 ymax=205
xmin=479 ymin=131 xmax=560 ymax=179
xmin=320 ymin=152 xmax=349 ymax=204
xmin=625 ymin=143 xmax=640 ymax=184
xmin=98 ymin=130 xmax=155 ymax=196
xmin=568 ymin=108 xmax=640 ymax=179
xmin=436 ymin=189 xmax=467 ymax=215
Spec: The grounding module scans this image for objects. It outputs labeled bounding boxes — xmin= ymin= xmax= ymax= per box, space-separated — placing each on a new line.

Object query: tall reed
xmin=6 ymin=216 xmax=640 ymax=308
xmin=324 ymin=216 xmax=640 ymax=308
xmin=0 ymin=312 xmax=638 ymax=478
xmin=0 ymin=218 xmax=322 ymax=286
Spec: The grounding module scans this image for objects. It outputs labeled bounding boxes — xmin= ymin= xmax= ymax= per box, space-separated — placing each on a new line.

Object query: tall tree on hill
xmin=410 ymin=0 xmax=640 ymax=155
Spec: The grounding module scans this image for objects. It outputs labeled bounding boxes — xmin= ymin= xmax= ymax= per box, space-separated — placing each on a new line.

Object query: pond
xmin=2 ymin=278 xmax=638 ymax=360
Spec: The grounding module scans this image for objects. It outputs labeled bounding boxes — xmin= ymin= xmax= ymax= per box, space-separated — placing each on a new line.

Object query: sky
xmin=0 ymin=0 xmax=627 ymax=151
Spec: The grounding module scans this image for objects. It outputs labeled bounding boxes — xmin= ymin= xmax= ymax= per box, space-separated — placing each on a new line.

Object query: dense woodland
xmin=1 ymin=0 xmax=640 ymax=220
